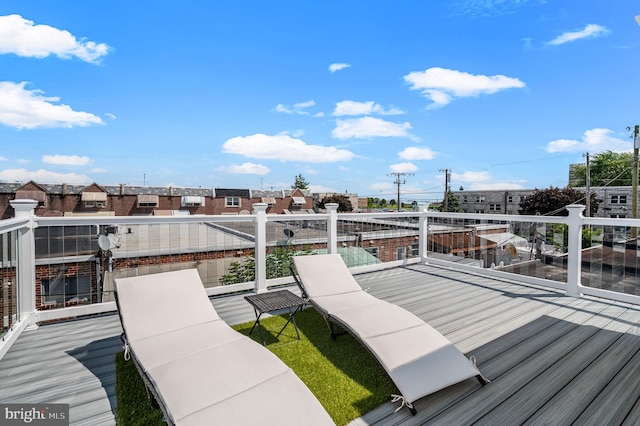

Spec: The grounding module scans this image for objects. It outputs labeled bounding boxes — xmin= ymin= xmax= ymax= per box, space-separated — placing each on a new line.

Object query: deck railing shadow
xmin=65 ymin=334 xmax=122 ymax=417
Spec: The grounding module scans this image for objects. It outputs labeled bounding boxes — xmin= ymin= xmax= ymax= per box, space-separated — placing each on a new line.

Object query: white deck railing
xmin=2 ymin=200 xmax=640 ymax=360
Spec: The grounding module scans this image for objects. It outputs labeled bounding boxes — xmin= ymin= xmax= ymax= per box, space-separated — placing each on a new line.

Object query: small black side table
xmin=244 ymin=289 xmax=304 ymax=346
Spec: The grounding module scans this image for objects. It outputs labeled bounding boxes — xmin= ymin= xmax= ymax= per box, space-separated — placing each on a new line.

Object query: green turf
xmin=116 ymin=307 xmax=396 ymax=425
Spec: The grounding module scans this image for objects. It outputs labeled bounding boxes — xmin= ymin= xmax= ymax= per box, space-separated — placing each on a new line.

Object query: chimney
xmin=120 ymin=183 xmax=125 ymax=196
xmin=62 ymin=183 xmax=67 ymax=195
xmin=169 ymin=186 xmax=174 ymax=197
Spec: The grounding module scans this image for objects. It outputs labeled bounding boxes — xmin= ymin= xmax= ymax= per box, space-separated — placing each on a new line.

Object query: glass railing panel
xmin=426 ymin=215 xmax=568 ymax=285
xmin=265 ymin=218 xmax=328 ymax=279
xmin=581 ymin=224 xmax=640 ymax=295
xmin=0 ymin=230 xmax=18 ymax=340
xmin=335 ymin=216 xmax=419 ymax=267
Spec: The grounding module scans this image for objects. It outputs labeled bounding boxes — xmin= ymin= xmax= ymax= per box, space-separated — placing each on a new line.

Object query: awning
xmin=81 ymin=192 xmax=107 ymax=202
xmin=15 ymin=191 xmax=46 ymax=202
xmin=182 ymin=196 xmax=204 ymax=205
xmin=292 ymin=197 xmax=306 ymax=205
xmin=261 ymin=197 xmax=276 ymax=204
xmin=137 ymin=194 xmax=159 ymax=206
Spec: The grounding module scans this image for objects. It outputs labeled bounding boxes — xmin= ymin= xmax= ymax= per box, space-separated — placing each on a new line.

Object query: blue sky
xmin=1 ymin=1 xmax=639 ymax=203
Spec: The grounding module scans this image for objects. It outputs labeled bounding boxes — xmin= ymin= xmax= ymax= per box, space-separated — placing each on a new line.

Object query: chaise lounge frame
xmin=115 ymin=268 xmax=333 ymax=425
xmin=291 ymin=254 xmax=489 ymax=415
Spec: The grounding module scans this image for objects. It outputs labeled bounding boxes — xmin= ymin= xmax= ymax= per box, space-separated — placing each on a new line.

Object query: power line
xmin=387 ymin=172 xmax=413 ymax=211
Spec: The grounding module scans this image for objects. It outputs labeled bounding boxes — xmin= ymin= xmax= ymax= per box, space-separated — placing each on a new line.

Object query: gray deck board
xmin=1 ymin=263 xmax=640 ymax=425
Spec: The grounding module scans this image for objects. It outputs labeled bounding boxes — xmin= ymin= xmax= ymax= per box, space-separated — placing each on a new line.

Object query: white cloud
xmin=545 ymin=128 xmax=632 ymax=153
xmin=390 ymin=162 xmax=419 ymax=173
xmin=370 ymin=182 xmax=394 ymax=191
xmin=310 ymin=184 xmax=338 ymax=193
xmin=404 ymin=67 xmax=525 ymax=108
xmin=0 ymin=14 xmax=110 ymax=63
xmin=273 ymin=100 xmax=318 ymax=116
xmin=332 ymin=100 xmax=404 ymax=116
xmin=332 ymin=117 xmax=415 ymax=140
xmin=398 ymin=146 xmax=436 ymax=161
xmin=217 ymin=162 xmax=271 ymax=175
xmin=105 ymin=113 xmax=117 ymax=120
xmin=547 ymin=24 xmax=610 ymax=46
xmin=0 ymin=156 xmax=6 ymax=161
xmin=42 ymin=154 xmax=90 ymax=166
xmin=451 ymin=171 xmax=491 ymax=182
xmin=0 ymin=168 xmax=91 ymax=184
xmin=222 ymin=133 xmax=356 ymax=163
xmin=329 ymin=63 xmax=350 ymax=73
xmin=0 ymin=82 xmax=104 ymax=129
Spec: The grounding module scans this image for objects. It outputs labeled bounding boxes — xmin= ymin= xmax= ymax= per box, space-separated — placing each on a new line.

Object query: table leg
xmin=276 ymin=305 xmax=301 ymax=340
xmin=248 ymin=307 xmax=267 ymax=346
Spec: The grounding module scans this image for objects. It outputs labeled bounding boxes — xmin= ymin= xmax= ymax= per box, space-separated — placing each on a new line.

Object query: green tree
xmin=518 ymin=187 xmax=598 ymax=216
xmin=570 ymin=151 xmax=633 ymax=187
xmin=219 ymin=247 xmax=313 ymax=285
xmin=291 ymin=174 xmax=309 ymax=189
xmin=318 ymin=194 xmax=353 ymax=212
xmin=439 ymin=191 xmax=463 ymax=212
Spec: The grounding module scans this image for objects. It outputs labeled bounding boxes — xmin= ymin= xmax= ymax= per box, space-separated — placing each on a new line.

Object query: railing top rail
xmin=0 ymin=216 xmax=31 ymax=234
xmin=35 ymin=214 xmax=257 ymax=227
xmin=583 ymin=216 xmax=640 ymax=227
xmin=426 ymin=210 xmax=570 ymax=224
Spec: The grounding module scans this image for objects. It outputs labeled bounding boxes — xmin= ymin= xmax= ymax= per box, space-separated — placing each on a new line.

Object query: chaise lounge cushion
xmin=115 ymin=269 xmax=334 ymax=425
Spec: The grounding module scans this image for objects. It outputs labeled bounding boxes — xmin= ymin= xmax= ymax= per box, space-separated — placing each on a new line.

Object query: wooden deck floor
xmin=2 ymin=263 xmax=640 ymax=425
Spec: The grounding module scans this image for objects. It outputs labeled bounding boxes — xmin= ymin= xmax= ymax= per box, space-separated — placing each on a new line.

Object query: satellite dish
xmin=98 ymin=234 xmax=119 ymax=250
xmin=283 ymin=228 xmax=295 ymax=239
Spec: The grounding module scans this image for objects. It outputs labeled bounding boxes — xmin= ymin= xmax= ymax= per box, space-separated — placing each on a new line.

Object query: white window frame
xmin=225 ymin=196 xmax=241 ymax=207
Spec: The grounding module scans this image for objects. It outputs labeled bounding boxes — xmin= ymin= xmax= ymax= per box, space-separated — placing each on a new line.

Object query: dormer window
xmin=81 ymin=192 xmax=107 ymax=208
xmin=225 ymin=196 xmax=241 ymax=207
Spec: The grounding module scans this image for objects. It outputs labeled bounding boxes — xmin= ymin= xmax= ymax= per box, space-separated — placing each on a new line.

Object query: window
xmin=475 ymin=196 xmax=485 ymax=203
xmin=181 ymin=196 xmax=204 ymax=207
xmin=475 ymin=210 xmax=484 ymax=214
xmin=489 ymin=204 xmax=501 ymax=211
xmin=410 ymin=243 xmax=419 ymax=257
xmin=396 ymin=247 xmax=406 ymax=260
xmin=41 ymin=274 xmax=91 ymax=306
xmin=507 ymin=196 xmax=514 ymax=203
xmin=364 ymin=247 xmax=379 ymax=259
xmin=81 ymin=192 xmax=107 ymax=208
xmin=137 ymin=195 xmax=159 ymax=208
xmin=225 ymin=196 xmax=241 ymax=207
xmin=610 ymin=214 xmax=626 ymax=219
xmin=462 ymin=196 xmax=468 ymax=203
xmin=611 ymin=195 xmax=627 ymax=204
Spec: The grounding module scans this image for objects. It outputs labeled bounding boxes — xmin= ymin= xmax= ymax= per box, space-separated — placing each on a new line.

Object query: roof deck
xmin=2 ymin=263 xmax=639 ymax=425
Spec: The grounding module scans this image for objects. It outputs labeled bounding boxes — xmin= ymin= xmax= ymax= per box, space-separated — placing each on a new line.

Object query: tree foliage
xmin=292 ymin=174 xmax=310 ymax=189
xmin=318 ymin=194 xmax=353 ymax=212
xmin=570 ymin=151 xmax=633 ymax=187
xmin=518 ymin=187 xmax=598 ymax=216
xmin=219 ymin=247 xmax=313 ymax=285
xmin=439 ymin=191 xmax=463 ymax=212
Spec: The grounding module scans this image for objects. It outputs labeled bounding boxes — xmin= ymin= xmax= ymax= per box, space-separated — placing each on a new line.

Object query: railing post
xmin=326 ymin=203 xmax=339 ymax=254
xmin=10 ymin=199 xmax=39 ymax=327
xmin=566 ymin=204 xmax=585 ymax=297
xmin=419 ymin=205 xmax=429 ymax=263
xmin=253 ymin=203 xmax=268 ymax=293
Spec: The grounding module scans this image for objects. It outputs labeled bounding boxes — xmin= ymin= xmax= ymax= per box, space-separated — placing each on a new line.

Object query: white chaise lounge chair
xmin=292 ymin=254 xmax=489 ymax=415
xmin=115 ymin=269 xmax=334 ymax=426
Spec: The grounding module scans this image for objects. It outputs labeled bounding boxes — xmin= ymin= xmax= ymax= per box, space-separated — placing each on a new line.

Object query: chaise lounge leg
xmin=409 ymin=406 xmax=417 ymax=416
xmin=477 ymin=374 xmax=490 ymax=386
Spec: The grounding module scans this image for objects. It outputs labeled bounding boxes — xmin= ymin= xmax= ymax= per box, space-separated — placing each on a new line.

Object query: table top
xmin=244 ymin=289 xmax=304 ymax=313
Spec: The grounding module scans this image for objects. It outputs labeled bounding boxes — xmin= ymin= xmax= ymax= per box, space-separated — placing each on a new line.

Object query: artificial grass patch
xmin=233 ymin=308 xmax=397 ymax=425
xmin=115 ymin=307 xmax=396 ymax=426
xmin=115 ymin=353 xmax=164 ymax=426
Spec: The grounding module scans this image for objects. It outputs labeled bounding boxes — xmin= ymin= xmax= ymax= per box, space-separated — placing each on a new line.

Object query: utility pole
xmin=439 ymin=169 xmax=450 ymax=211
xmin=388 ymin=172 xmax=413 ymax=211
xmin=583 ymin=152 xmax=590 ymax=218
